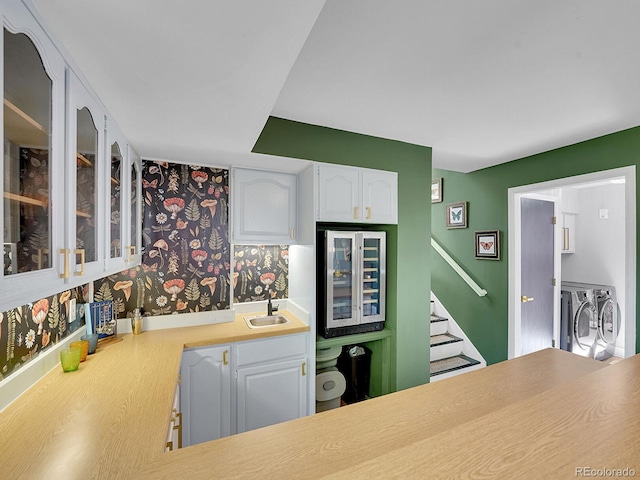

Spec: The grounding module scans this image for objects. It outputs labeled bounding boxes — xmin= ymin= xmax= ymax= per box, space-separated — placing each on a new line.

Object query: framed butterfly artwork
xmin=475 ymin=230 xmax=500 ymax=260
xmin=446 ymin=201 xmax=467 ymax=229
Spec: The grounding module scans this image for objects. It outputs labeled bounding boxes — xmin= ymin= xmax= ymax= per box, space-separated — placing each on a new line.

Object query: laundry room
xmin=559 ymin=180 xmax=626 ymax=360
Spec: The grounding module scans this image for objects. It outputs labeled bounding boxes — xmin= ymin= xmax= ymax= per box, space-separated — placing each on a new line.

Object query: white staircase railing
xmin=431 ymin=238 xmax=487 ymax=297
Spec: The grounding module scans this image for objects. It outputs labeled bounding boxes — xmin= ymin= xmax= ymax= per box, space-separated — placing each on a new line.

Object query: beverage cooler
xmin=318 ymin=231 xmax=386 ymax=338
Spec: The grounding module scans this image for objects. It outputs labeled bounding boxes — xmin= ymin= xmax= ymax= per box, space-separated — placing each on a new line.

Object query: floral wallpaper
xmin=94 ymin=162 xmax=231 ymax=317
xmin=93 ymin=161 xmax=291 ymax=317
xmin=0 ymin=286 xmax=87 ymax=381
xmin=233 ymin=245 xmax=289 ymax=303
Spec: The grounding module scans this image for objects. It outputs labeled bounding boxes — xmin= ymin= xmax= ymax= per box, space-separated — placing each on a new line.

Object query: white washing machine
xmin=561 ymin=281 xmax=620 ymax=358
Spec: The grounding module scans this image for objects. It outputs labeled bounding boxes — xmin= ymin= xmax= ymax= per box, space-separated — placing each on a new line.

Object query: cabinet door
xmin=180 ymin=345 xmax=231 ymax=447
xmin=325 ymin=231 xmax=358 ymax=329
xmin=66 ymin=72 xmax=105 ymax=279
xmin=236 ymin=357 xmax=307 ymax=434
xmin=361 ymin=169 xmax=398 ymax=224
xmin=125 ymin=149 xmax=141 ymax=265
xmin=231 ymin=168 xmax=297 ymax=244
xmin=359 ymin=232 xmax=386 ymax=324
xmin=104 ymin=119 xmax=128 ymax=274
xmin=1 ymin=4 xmax=67 ymax=309
xmin=316 ymin=164 xmax=360 ymax=222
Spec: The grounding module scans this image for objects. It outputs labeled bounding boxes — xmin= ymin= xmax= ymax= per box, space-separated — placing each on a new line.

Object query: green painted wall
xmin=432 ymin=125 xmax=640 ymax=365
xmin=254 ymin=117 xmax=432 ymax=391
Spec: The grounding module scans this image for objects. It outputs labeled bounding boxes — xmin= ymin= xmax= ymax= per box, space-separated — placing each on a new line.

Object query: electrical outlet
xmin=69 ymin=298 xmax=76 ymax=323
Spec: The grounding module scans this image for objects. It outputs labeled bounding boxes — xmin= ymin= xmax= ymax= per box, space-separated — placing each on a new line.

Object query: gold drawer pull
xmin=74 ymin=249 xmax=85 ymax=276
xmin=353 ymin=206 xmax=359 ymax=219
xmin=366 ymin=207 xmax=371 ymax=219
xmin=223 ymin=349 xmax=229 ymax=365
xmin=59 ymin=249 xmax=70 ymax=279
xmin=301 ymin=361 xmax=306 ymax=376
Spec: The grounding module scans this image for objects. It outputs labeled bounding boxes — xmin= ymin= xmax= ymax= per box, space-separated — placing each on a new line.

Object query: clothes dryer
xmin=560 ymin=283 xmax=599 ymax=356
xmin=563 ymin=281 xmax=620 ymax=353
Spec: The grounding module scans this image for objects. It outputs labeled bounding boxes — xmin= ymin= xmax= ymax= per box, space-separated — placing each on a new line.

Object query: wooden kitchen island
xmin=2 ymin=326 xmax=639 ymax=479
xmin=139 ymin=348 xmax=640 ymax=480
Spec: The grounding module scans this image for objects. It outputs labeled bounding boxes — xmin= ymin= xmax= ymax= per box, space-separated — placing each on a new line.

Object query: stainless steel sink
xmin=244 ymin=314 xmax=291 ymax=329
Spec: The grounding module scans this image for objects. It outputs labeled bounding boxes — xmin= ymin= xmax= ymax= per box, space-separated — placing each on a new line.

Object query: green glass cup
xmin=60 ymin=347 xmax=82 ymax=372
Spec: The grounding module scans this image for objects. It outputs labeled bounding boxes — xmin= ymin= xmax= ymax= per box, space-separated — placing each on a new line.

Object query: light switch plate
xmin=69 ymin=298 xmax=76 ymax=323
xmin=599 ymin=209 xmax=609 ymax=219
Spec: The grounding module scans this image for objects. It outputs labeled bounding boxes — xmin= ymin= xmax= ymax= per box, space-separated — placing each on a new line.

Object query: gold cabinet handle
xmin=223 ymin=349 xmax=229 ymax=365
xmin=125 ymin=245 xmax=137 ymax=262
xmin=74 ymin=249 xmax=85 ymax=276
xmin=521 ymin=295 xmax=535 ymax=303
xmin=353 ymin=206 xmax=359 ymax=219
xmin=290 ymin=227 xmax=295 ymax=240
xmin=366 ymin=207 xmax=371 ymax=220
xmin=173 ymin=412 xmax=182 ymax=449
xmin=301 ymin=361 xmax=306 ymax=376
xmin=59 ymin=249 xmax=70 ymax=279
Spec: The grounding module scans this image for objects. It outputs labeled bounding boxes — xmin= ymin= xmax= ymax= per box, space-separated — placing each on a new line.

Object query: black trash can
xmin=337 ymin=344 xmax=372 ymax=403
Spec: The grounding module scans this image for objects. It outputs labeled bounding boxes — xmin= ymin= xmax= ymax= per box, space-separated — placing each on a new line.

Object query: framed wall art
xmin=475 ymin=230 xmax=500 ymax=260
xmin=446 ymin=201 xmax=467 ymax=229
xmin=431 ymin=177 xmax=443 ymax=203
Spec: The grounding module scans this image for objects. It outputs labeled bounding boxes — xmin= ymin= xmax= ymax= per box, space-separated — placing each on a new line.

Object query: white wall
xmin=561 ymin=183 xmax=626 ymax=354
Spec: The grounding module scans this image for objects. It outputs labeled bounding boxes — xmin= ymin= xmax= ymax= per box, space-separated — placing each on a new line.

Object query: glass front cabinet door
xmin=1 ymin=4 xmax=67 ymax=310
xmin=65 ymin=72 xmax=105 ymax=280
xmin=105 ymin=118 xmax=128 ymax=274
xmin=326 ymin=231 xmax=357 ymax=327
xmin=126 ymin=146 xmax=141 ymax=266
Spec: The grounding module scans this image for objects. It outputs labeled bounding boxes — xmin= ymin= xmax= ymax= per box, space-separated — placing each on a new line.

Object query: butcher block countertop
xmin=0 ymin=310 xmax=308 ymax=480
xmin=2 ymin=325 xmax=638 ymax=479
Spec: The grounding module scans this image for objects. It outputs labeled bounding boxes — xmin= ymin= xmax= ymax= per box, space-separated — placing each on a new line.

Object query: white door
xmin=317 ymin=164 xmax=360 ymax=222
xmin=236 ymin=358 xmax=307 ymax=434
xmin=520 ymin=198 xmax=555 ymax=355
xmin=180 ymin=345 xmax=231 ymax=446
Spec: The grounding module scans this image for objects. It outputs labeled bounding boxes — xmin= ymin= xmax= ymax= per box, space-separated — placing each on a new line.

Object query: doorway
xmin=508 ymin=166 xmax=636 ymax=359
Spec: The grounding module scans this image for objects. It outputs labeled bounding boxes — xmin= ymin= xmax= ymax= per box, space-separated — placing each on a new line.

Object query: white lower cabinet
xmin=180 ymin=345 xmax=231 ymax=447
xmin=179 ymin=333 xmax=308 ymax=447
xmin=235 ymin=334 xmax=308 ymax=434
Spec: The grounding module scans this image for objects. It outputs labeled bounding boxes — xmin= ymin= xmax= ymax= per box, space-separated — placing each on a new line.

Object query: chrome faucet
xmin=266 ymin=287 xmax=279 ymax=316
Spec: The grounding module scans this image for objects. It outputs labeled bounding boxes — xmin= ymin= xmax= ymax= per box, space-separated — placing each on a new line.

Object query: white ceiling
xmin=32 ymin=0 xmax=640 ymax=172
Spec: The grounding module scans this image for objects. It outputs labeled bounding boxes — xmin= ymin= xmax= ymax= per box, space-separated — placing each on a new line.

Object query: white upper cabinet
xmin=316 ymin=163 xmax=398 ymax=224
xmin=231 ymin=168 xmax=297 ymax=244
xmin=0 ymin=2 xmax=137 ymax=310
xmin=66 ymin=71 xmax=105 ymax=280
xmin=316 ymin=164 xmax=360 ymax=222
xmin=1 ymin=2 xmax=67 ymax=309
xmin=361 ymin=169 xmax=398 ymax=224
